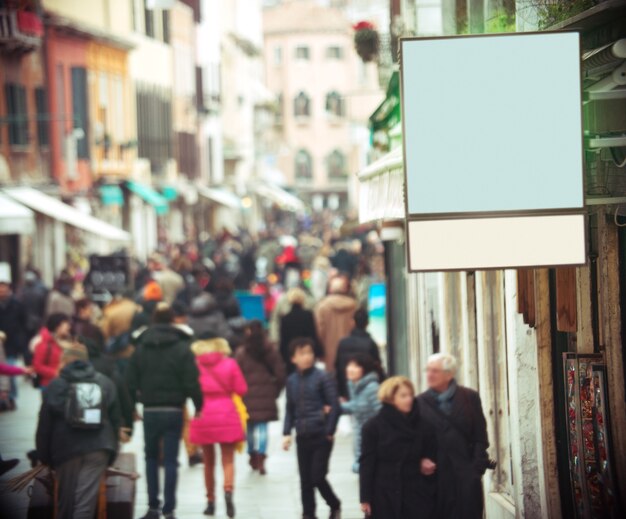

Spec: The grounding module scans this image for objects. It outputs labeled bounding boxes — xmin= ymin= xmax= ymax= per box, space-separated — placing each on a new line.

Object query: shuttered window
xmin=71 ymin=67 xmax=89 ymax=159
xmin=4 ymin=83 xmax=29 ymax=146
xmin=34 ymin=87 xmax=49 ymax=147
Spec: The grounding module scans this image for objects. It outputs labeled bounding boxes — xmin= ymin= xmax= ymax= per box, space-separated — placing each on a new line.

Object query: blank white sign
xmin=407 ymin=214 xmax=586 ymax=271
xmin=402 ymin=32 xmax=584 ymax=215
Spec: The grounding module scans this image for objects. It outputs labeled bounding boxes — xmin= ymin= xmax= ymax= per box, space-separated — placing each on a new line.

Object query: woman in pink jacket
xmin=190 ymin=332 xmax=247 ymax=518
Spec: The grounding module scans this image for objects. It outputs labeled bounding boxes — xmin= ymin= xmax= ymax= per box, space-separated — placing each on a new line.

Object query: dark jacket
xmin=235 ymin=343 xmax=286 ymax=422
xmin=83 ymin=337 xmax=134 ymax=433
xmin=35 ymin=360 xmax=120 ymax=468
xmin=335 ymin=328 xmax=381 ymax=398
xmin=187 ymin=293 xmax=233 ymax=342
xmin=0 ymin=296 xmax=27 ymax=357
xmin=73 ymin=316 xmax=105 ymax=352
xmin=214 ymin=289 xmax=241 ymax=320
xmin=279 ymin=304 xmax=322 ymax=373
xmin=360 ymin=402 xmax=437 ymax=519
xmin=126 ymin=324 xmax=203 ymax=412
xmin=416 ymin=385 xmax=489 ymax=519
xmin=19 ymin=282 xmax=48 ymax=337
xmin=283 ymin=367 xmax=340 ymax=438
xmin=129 ymin=300 xmax=159 ymax=341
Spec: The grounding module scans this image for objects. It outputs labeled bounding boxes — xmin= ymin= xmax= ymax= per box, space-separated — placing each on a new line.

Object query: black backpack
xmin=65 ymin=380 xmax=105 ymax=429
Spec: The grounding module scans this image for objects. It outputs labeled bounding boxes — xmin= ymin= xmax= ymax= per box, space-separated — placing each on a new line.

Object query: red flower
xmin=353 ymin=21 xmax=375 ymax=31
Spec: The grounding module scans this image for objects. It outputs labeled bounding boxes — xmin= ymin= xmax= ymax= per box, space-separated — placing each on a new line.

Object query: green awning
xmin=125 ymin=180 xmax=169 ymax=215
xmin=370 ymin=71 xmax=401 ymax=134
xmin=161 ymin=186 xmax=178 ymax=201
xmin=100 ymin=185 xmax=124 ymax=206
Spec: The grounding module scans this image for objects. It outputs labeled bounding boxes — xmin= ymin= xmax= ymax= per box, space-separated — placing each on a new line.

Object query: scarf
xmin=429 ymin=378 xmax=457 ymax=415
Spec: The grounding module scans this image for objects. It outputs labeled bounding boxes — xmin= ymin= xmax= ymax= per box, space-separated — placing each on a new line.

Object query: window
xmin=295 ymin=149 xmax=312 ymax=181
xmin=275 ymin=93 xmax=283 ymax=125
xmin=136 ymin=84 xmax=173 ymax=175
xmin=34 ymin=87 xmax=49 ymax=147
xmin=326 ymin=46 xmax=343 ymax=59
xmin=295 ymin=46 xmax=310 ymax=60
xmin=274 ymin=46 xmax=282 ymax=65
xmin=294 ymin=92 xmax=310 ymax=117
xmin=325 ymin=91 xmax=344 ymax=117
xmin=71 ymin=67 xmax=90 ymax=159
xmin=327 ymin=149 xmax=346 ymax=178
xmin=4 ymin=83 xmax=28 ymax=146
xmin=144 ymin=0 xmax=154 ymax=38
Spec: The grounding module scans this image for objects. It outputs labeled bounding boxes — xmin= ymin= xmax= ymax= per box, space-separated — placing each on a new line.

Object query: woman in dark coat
xmin=235 ymin=320 xmax=286 ymax=475
xmin=360 ymin=376 xmax=437 ymax=519
xmin=279 ymin=288 xmax=322 ymax=373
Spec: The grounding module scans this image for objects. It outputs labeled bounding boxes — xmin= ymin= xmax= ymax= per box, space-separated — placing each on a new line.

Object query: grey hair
xmin=428 ymin=353 xmax=458 ymax=374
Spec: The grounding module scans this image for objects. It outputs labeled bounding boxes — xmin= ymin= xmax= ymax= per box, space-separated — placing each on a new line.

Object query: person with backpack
xmin=340 ymin=353 xmax=382 ymax=473
xmin=189 ymin=331 xmax=248 ymax=518
xmin=235 ymin=320 xmax=286 ymax=475
xmin=35 ymin=343 xmax=121 ymax=519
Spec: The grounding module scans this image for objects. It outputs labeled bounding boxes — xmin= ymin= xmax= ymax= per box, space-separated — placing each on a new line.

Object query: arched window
xmin=295 ymin=149 xmax=313 ymax=181
xmin=327 ymin=149 xmax=346 ymax=178
xmin=325 ymin=91 xmax=344 ymax=117
xmin=294 ymin=92 xmax=311 ymax=117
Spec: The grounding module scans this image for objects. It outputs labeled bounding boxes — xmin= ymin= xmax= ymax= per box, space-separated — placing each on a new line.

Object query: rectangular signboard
xmin=407 ymin=214 xmax=586 ymax=271
xmin=400 ymin=32 xmax=586 ymax=271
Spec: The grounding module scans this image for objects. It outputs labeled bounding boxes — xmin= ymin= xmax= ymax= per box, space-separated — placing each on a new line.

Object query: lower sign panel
xmin=407 ymin=213 xmax=586 ymax=271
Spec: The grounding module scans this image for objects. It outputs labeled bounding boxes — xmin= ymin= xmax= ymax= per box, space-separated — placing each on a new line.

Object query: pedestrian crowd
xmin=0 ymin=227 xmax=491 ymax=519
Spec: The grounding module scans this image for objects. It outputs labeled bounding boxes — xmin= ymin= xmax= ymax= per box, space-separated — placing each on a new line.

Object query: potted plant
xmin=353 ymin=21 xmax=379 ymax=63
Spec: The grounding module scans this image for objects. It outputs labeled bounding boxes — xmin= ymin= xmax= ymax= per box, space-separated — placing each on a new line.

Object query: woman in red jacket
xmin=190 ymin=332 xmax=247 ymax=518
xmin=32 ymin=313 xmax=71 ymax=390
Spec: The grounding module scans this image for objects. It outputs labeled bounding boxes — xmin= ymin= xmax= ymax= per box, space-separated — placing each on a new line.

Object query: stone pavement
xmin=0 ymin=376 xmax=363 ymax=519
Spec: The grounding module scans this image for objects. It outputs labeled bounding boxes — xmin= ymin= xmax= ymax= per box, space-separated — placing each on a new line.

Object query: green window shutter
xmin=71 ymin=67 xmax=89 ymax=159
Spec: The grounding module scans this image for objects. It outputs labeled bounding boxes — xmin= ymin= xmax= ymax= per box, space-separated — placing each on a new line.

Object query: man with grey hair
xmin=416 ymin=353 xmax=490 ymax=519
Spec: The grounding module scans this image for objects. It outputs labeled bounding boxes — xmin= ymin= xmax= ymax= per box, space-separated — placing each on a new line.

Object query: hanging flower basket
xmin=353 ymin=21 xmax=379 ymax=63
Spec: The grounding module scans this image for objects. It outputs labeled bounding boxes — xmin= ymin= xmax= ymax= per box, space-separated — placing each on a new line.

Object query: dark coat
xmin=72 ymin=316 xmax=105 ymax=352
xmin=235 ymin=343 xmax=286 ymax=422
xmin=214 ymin=290 xmax=241 ymax=320
xmin=19 ymin=283 xmax=48 ymax=337
xmin=335 ymin=328 xmax=381 ymax=398
xmin=359 ymin=402 xmax=437 ymax=519
xmin=126 ymin=324 xmax=203 ymax=412
xmin=416 ymin=385 xmax=489 ymax=519
xmin=187 ymin=293 xmax=233 ymax=342
xmin=0 ymin=296 xmax=27 ymax=357
xmin=283 ymin=367 xmax=340 ymax=438
xmin=35 ymin=361 xmax=120 ymax=468
xmin=83 ymin=337 xmax=134 ymax=433
xmin=279 ymin=304 xmax=322 ymax=373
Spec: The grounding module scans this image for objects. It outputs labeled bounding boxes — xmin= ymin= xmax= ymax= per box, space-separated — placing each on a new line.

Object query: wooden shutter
xmin=556 ymin=266 xmax=577 ymax=333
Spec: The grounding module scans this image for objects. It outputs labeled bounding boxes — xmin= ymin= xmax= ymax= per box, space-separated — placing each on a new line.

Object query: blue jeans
xmin=247 ymin=422 xmax=268 ymax=455
xmin=143 ymin=409 xmax=184 ymax=515
xmin=6 ymin=356 xmax=18 ymax=401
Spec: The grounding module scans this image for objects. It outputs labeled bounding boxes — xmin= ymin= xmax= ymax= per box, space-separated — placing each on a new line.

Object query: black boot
xmin=225 ymin=491 xmax=235 ymax=518
xmin=0 ymin=458 xmax=19 ymax=477
xmin=203 ymin=501 xmax=215 ymax=516
xmin=329 ymin=508 xmax=341 ymax=519
xmin=248 ymin=452 xmax=258 ymax=471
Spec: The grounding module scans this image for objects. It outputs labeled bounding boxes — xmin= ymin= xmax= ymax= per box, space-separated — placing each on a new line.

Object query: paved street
xmin=0 ymin=376 xmax=362 ymax=519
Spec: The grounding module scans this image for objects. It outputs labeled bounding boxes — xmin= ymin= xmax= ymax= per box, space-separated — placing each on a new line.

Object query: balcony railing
xmin=0 ymin=10 xmax=43 ymax=53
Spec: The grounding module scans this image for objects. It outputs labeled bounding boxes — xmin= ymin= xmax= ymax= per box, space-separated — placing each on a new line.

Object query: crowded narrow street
xmin=1 ymin=1 xmax=626 ymax=519
xmin=0 ymin=376 xmax=362 ymax=518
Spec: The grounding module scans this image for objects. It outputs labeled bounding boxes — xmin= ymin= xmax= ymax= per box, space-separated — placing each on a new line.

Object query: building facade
xmin=263 ymin=0 xmax=382 ymax=212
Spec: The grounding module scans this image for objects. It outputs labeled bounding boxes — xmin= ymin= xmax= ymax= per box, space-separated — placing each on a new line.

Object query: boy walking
xmin=283 ymin=338 xmax=341 ymax=519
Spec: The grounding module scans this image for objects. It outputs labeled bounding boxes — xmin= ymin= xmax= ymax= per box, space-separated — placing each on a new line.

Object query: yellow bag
xmin=232 ymin=394 xmax=248 ymax=453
